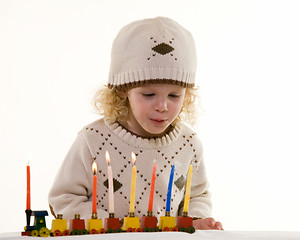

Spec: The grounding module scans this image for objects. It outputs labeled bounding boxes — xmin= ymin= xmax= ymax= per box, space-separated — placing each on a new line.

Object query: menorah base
xmin=87 ymin=218 xmax=104 ymax=234
xmin=104 ymin=217 xmax=121 ymax=232
xmin=141 ymin=215 xmax=158 ymax=231
xmin=122 ymin=216 xmax=141 ymax=232
xmin=159 ymin=216 xmax=177 ymax=231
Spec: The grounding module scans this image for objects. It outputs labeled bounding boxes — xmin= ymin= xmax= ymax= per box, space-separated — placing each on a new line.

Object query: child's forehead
xmin=133 ymin=84 xmax=185 ymax=91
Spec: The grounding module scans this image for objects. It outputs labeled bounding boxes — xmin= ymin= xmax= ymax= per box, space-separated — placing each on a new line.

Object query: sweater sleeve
xmin=178 ymin=139 xmax=212 ymax=219
xmin=188 ymin=156 xmax=212 ymax=218
xmin=48 ymin=132 xmax=109 ymax=220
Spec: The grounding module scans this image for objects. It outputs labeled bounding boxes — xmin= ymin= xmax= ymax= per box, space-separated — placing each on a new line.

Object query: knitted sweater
xmin=48 ymin=118 xmax=212 ymax=220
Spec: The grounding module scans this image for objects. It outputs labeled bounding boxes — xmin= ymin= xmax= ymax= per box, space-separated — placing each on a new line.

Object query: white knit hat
xmin=108 ymin=17 xmax=197 ymax=89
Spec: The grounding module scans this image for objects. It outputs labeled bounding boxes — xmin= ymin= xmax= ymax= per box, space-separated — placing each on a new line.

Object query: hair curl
xmin=92 ymin=85 xmax=200 ymax=126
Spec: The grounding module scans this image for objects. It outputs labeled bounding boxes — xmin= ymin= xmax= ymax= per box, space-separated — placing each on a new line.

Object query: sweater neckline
xmin=104 ymin=118 xmax=183 ymax=149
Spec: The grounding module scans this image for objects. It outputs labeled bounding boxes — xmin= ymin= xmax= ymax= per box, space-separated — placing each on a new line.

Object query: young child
xmin=48 ymin=16 xmax=222 ymax=230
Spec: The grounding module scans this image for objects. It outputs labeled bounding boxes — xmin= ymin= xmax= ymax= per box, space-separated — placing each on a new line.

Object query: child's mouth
xmin=151 ymin=119 xmax=167 ymax=125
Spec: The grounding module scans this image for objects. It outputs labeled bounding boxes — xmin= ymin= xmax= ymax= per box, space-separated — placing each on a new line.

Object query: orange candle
xmin=147 ymin=160 xmax=157 ymax=212
xmin=26 ymin=164 xmax=31 ymax=210
xmin=92 ymin=162 xmax=97 ymax=214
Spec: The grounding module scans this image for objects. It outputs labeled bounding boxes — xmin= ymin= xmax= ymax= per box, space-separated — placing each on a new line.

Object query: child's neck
xmin=118 ymin=119 xmax=173 ymax=139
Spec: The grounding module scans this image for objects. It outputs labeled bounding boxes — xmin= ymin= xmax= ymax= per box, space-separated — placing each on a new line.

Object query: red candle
xmin=147 ymin=160 xmax=157 ymax=212
xmin=92 ymin=162 xmax=97 ymax=214
xmin=26 ymin=164 xmax=31 ymax=210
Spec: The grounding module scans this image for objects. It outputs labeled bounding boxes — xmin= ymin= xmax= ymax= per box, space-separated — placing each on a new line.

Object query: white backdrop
xmin=1 ymin=0 xmax=300 ymax=233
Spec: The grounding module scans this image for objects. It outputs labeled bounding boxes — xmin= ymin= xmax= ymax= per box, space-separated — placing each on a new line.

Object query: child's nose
xmin=155 ymin=99 xmax=168 ymax=112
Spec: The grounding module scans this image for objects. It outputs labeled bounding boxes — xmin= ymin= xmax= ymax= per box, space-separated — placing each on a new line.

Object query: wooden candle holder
xmin=176 ymin=215 xmax=195 ymax=233
xmin=104 ymin=213 xmax=122 ymax=233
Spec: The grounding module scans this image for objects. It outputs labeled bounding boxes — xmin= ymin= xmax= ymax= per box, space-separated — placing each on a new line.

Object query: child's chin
xmin=144 ymin=128 xmax=169 ymax=138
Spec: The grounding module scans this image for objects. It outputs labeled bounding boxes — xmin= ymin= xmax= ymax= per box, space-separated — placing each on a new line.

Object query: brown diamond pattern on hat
xmin=152 ymin=43 xmax=174 ymax=55
xmin=103 ymin=178 xmax=123 ymax=192
xmin=174 ymin=175 xmax=185 ymax=190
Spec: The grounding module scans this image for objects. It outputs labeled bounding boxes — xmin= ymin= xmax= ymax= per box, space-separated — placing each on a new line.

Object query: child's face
xmin=124 ymin=84 xmax=186 ymax=138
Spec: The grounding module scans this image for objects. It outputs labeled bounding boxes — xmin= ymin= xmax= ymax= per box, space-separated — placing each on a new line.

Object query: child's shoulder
xmin=78 ymin=118 xmax=109 ymax=138
xmin=82 ymin=118 xmax=106 ymax=130
xmin=77 ymin=118 xmax=114 ymax=148
xmin=180 ymin=123 xmax=203 ymax=146
xmin=180 ymin=123 xmax=199 ymax=137
xmin=181 ymin=123 xmax=196 ymax=134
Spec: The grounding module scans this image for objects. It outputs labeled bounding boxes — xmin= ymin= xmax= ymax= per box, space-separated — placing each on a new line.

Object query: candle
xmin=166 ymin=165 xmax=175 ymax=213
xmin=129 ymin=152 xmax=137 ymax=214
xmin=26 ymin=163 xmax=31 ymax=210
xmin=183 ymin=164 xmax=193 ymax=213
xmin=92 ymin=161 xmax=97 ymax=214
xmin=105 ymin=151 xmax=114 ymax=214
xmin=147 ymin=160 xmax=157 ymax=213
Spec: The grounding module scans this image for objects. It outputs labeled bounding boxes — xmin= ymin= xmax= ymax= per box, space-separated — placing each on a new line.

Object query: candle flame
xmin=106 ymin=151 xmax=110 ymax=164
xmin=26 ymin=154 xmax=32 ymax=165
xmin=131 ymin=152 xmax=136 ymax=164
xmin=92 ymin=161 xmax=97 ymax=175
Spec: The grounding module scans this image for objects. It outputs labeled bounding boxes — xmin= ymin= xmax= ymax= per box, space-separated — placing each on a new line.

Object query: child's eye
xmin=169 ymin=94 xmax=180 ymax=98
xmin=142 ymin=93 xmax=155 ymax=97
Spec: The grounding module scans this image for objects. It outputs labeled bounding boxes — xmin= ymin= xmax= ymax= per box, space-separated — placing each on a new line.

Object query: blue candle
xmin=166 ymin=165 xmax=175 ymax=212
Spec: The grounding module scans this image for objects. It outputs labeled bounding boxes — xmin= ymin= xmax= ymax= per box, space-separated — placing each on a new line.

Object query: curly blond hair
xmin=92 ymin=85 xmax=200 ymax=126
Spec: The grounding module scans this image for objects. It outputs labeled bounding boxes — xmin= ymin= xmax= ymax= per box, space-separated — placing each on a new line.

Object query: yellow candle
xmin=183 ymin=164 xmax=193 ymax=213
xmin=129 ymin=152 xmax=136 ymax=214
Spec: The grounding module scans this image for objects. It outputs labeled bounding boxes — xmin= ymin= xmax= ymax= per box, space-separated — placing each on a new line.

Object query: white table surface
xmin=1 ymin=231 xmax=300 ymax=240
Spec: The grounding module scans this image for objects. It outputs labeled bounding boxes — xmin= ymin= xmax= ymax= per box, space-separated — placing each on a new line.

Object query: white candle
xmin=106 ymin=151 xmax=114 ymax=214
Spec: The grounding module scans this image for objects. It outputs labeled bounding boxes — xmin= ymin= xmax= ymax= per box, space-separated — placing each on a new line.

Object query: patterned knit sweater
xmin=48 ymin=118 xmax=212 ymax=220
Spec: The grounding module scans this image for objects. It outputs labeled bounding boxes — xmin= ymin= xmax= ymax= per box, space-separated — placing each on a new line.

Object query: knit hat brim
xmin=108 ymin=67 xmax=195 ymax=89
